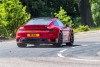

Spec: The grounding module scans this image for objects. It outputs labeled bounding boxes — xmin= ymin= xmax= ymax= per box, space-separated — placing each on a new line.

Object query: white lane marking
xmin=59 ymin=49 xmax=67 ymax=53
xmin=57 ymin=44 xmax=88 ymax=58
xmin=57 ymin=53 xmax=64 ymax=57
xmin=69 ymin=57 xmax=100 ymax=62
xmin=57 ymin=49 xmax=67 ymax=57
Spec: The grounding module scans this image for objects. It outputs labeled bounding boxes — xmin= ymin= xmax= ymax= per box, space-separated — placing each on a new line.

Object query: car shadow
xmin=24 ymin=44 xmax=81 ymax=48
xmin=26 ymin=45 xmax=54 ymax=48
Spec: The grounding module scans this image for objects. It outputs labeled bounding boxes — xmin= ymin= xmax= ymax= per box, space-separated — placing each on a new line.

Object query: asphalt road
xmin=0 ymin=30 xmax=100 ymax=67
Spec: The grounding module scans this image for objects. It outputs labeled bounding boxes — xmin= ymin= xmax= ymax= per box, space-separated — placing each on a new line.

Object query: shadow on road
xmin=23 ymin=44 xmax=81 ymax=48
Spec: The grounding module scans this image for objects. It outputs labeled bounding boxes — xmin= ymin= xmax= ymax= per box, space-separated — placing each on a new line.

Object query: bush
xmin=0 ymin=0 xmax=30 ymax=37
xmin=54 ymin=7 xmax=73 ymax=27
xmin=78 ymin=25 xmax=90 ymax=32
xmin=73 ymin=28 xmax=79 ymax=33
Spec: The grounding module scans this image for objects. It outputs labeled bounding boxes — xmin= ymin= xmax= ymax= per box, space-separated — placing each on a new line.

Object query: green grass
xmin=90 ymin=27 xmax=100 ymax=31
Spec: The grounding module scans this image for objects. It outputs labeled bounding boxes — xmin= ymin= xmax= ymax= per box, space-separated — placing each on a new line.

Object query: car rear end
xmin=16 ymin=18 xmax=59 ymax=45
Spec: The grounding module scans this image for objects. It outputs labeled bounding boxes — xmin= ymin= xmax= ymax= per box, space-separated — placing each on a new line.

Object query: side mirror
xmin=65 ymin=24 xmax=69 ymax=27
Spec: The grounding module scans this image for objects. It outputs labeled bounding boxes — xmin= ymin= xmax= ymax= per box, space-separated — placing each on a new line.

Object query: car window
xmin=27 ymin=19 xmax=51 ymax=25
xmin=53 ymin=20 xmax=59 ymax=26
xmin=57 ymin=20 xmax=64 ymax=26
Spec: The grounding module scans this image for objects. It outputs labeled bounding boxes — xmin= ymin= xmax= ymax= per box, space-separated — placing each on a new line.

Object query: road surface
xmin=0 ymin=30 xmax=100 ymax=67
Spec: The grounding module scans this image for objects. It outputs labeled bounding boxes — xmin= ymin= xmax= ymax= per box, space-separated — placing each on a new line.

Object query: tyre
xmin=53 ymin=32 xmax=63 ymax=47
xmin=66 ymin=32 xmax=74 ymax=46
xmin=17 ymin=43 xmax=27 ymax=47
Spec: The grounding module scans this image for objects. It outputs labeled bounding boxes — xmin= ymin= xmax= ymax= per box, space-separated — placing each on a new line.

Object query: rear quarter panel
xmin=62 ymin=27 xmax=72 ymax=43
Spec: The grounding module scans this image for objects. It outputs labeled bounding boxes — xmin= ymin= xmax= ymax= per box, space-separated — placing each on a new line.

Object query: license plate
xmin=27 ymin=34 xmax=40 ymax=37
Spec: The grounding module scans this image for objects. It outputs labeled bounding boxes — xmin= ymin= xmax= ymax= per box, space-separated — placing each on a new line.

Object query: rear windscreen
xmin=27 ymin=18 xmax=52 ymax=25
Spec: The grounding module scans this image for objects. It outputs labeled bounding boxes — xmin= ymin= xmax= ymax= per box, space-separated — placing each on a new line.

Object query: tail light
xmin=17 ymin=27 xmax=24 ymax=32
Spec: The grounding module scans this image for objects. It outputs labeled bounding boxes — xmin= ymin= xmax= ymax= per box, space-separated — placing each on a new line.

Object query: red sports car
xmin=16 ymin=18 xmax=74 ymax=47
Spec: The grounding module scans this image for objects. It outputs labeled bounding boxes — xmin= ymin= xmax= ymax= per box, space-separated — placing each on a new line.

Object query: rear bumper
xmin=16 ymin=30 xmax=59 ymax=44
xmin=16 ymin=38 xmax=58 ymax=44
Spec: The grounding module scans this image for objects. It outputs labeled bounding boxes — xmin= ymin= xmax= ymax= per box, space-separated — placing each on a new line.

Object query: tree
xmin=55 ymin=7 xmax=73 ymax=27
xmin=20 ymin=0 xmax=51 ymax=17
xmin=78 ymin=0 xmax=94 ymax=27
xmin=91 ymin=0 xmax=100 ymax=26
xmin=20 ymin=0 xmax=79 ymax=18
xmin=0 ymin=0 xmax=30 ymax=37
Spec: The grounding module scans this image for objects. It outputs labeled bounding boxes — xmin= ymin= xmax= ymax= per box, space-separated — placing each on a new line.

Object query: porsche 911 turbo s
xmin=16 ymin=18 xmax=74 ymax=47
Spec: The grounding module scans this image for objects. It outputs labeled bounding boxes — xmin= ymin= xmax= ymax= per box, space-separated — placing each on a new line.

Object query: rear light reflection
xmin=18 ymin=29 xmax=24 ymax=32
xmin=19 ymin=29 xmax=24 ymax=31
xmin=45 ymin=29 xmax=54 ymax=32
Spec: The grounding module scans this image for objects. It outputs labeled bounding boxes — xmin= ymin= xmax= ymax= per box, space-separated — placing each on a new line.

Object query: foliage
xmin=20 ymin=0 xmax=51 ymax=17
xmin=78 ymin=25 xmax=90 ymax=32
xmin=90 ymin=27 xmax=100 ymax=30
xmin=20 ymin=0 xmax=79 ymax=17
xmin=91 ymin=0 xmax=100 ymax=26
xmin=0 ymin=0 xmax=99 ymax=37
xmin=0 ymin=0 xmax=30 ymax=37
xmin=74 ymin=25 xmax=90 ymax=33
xmin=75 ymin=0 xmax=81 ymax=3
xmin=74 ymin=28 xmax=80 ymax=33
xmin=72 ymin=17 xmax=82 ymax=28
xmin=54 ymin=7 xmax=73 ymax=27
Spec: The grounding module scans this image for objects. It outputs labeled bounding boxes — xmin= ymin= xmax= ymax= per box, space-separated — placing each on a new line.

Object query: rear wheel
xmin=53 ymin=32 xmax=63 ymax=47
xmin=66 ymin=32 xmax=74 ymax=46
xmin=17 ymin=43 xmax=27 ymax=47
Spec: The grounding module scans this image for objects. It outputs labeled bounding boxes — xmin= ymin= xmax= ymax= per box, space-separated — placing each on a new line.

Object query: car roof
xmin=32 ymin=17 xmax=57 ymax=21
xmin=26 ymin=17 xmax=58 ymax=25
